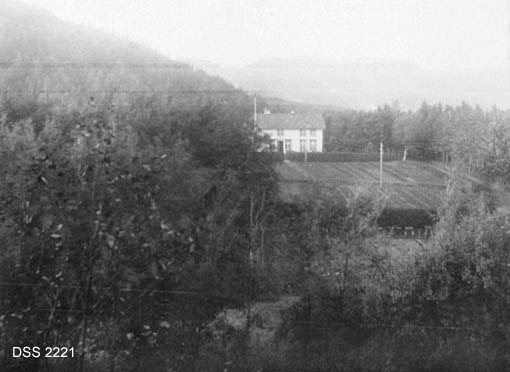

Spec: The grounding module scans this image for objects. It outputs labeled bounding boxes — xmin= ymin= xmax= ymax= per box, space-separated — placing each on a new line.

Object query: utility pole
xmin=252 ymin=94 xmax=257 ymax=145
xmin=253 ymin=94 xmax=257 ymax=131
xmin=379 ymin=142 xmax=383 ymax=188
xmin=44 ymin=76 xmax=49 ymax=105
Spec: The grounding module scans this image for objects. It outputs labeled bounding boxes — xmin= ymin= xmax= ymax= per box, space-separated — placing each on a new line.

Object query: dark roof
xmin=256 ymin=113 xmax=326 ymax=130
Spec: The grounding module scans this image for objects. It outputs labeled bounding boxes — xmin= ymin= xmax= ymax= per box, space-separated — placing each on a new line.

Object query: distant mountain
xmin=4 ymin=0 xmax=508 ymax=112
xmin=0 ymin=0 xmax=237 ymax=109
xmin=0 ymin=0 xmax=160 ymax=64
xmin=189 ymin=58 xmax=510 ymax=110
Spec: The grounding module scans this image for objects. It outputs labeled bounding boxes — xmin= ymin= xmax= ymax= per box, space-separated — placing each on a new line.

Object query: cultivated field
xmin=277 ymin=161 xmax=481 ymax=210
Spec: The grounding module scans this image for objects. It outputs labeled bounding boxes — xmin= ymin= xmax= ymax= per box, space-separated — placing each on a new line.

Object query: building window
xmin=300 ymin=129 xmax=307 ymax=137
xmin=310 ymin=129 xmax=316 ymax=137
xmin=285 ymin=139 xmax=292 ymax=151
xmin=270 ymin=139 xmax=276 ymax=151
xmin=299 ymin=139 xmax=306 ymax=152
xmin=310 ymin=139 xmax=317 ymax=152
xmin=277 ymin=129 xmax=284 ymax=136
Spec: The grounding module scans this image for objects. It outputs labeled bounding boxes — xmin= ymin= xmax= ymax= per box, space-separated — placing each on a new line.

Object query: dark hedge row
xmin=284 ymin=151 xmax=401 ymax=162
xmin=377 ymin=208 xmax=438 ymax=228
xmin=275 ymin=200 xmax=437 ymax=229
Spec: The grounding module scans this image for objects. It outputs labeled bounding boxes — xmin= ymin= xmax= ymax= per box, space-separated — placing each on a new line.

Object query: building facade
xmin=256 ymin=111 xmax=325 ymax=153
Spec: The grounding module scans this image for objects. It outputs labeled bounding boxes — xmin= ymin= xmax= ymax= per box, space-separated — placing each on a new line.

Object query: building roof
xmin=256 ymin=113 xmax=326 ymax=130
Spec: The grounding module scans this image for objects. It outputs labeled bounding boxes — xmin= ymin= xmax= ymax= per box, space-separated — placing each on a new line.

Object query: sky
xmin=21 ymin=0 xmax=510 ymax=71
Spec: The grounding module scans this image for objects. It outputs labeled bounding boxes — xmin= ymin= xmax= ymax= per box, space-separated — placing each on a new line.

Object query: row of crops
xmin=276 ymin=160 xmax=472 ymax=210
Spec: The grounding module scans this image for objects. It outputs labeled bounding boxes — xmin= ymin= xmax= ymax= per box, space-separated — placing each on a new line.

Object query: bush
xmin=0 ymin=103 xmax=281 ymax=371
xmin=268 ymin=184 xmax=510 ymax=372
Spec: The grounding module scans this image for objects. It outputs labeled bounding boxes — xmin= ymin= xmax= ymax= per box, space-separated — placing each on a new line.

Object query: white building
xmin=256 ymin=111 xmax=325 ymax=153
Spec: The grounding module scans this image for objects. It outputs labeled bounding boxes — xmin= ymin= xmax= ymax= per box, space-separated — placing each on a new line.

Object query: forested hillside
xmin=0 ymin=0 xmax=239 ymax=112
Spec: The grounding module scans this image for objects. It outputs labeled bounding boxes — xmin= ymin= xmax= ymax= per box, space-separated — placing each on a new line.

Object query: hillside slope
xmin=0 ymin=0 xmax=239 ymax=110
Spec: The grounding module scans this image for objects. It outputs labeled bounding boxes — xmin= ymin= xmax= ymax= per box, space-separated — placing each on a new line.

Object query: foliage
xmin=0 ymin=95 xmax=280 ymax=371
xmin=252 ymin=174 xmax=510 ymax=372
xmin=3 ymin=98 xmax=510 ymax=372
xmin=322 ymin=101 xmax=510 ymax=175
xmin=323 ymin=104 xmax=397 ymax=153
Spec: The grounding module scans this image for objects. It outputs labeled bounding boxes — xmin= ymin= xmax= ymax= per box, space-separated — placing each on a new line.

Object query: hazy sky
xmin=21 ymin=0 xmax=510 ymax=70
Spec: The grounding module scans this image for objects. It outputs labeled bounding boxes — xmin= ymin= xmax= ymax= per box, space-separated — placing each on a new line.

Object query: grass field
xmin=276 ymin=160 xmax=481 ymax=210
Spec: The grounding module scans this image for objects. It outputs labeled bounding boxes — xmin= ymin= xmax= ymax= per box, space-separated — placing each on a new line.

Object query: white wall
xmin=261 ymin=129 xmax=323 ymax=153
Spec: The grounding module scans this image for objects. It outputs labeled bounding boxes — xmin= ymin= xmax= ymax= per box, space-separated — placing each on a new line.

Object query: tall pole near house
xmin=253 ymin=94 xmax=257 ymax=130
xmin=252 ymin=94 xmax=257 ymax=145
xmin=379 ymin=142 xmax=383 ymax=188
xmin=44 ymin=76 xmax=49 ymax=105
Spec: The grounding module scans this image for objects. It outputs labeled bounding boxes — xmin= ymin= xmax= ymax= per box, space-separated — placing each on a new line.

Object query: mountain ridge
xmin=188 ymin=58 xmax=510 ymax=110
xmin=0 ymin=0 xmax=239 ymax=111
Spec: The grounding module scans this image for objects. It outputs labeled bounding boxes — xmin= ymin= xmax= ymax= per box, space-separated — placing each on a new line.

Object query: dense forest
xmin=320 ymin=102 xmax=510 ymax=181
xmin=3 ymin=1 xmax=510 ymax=371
